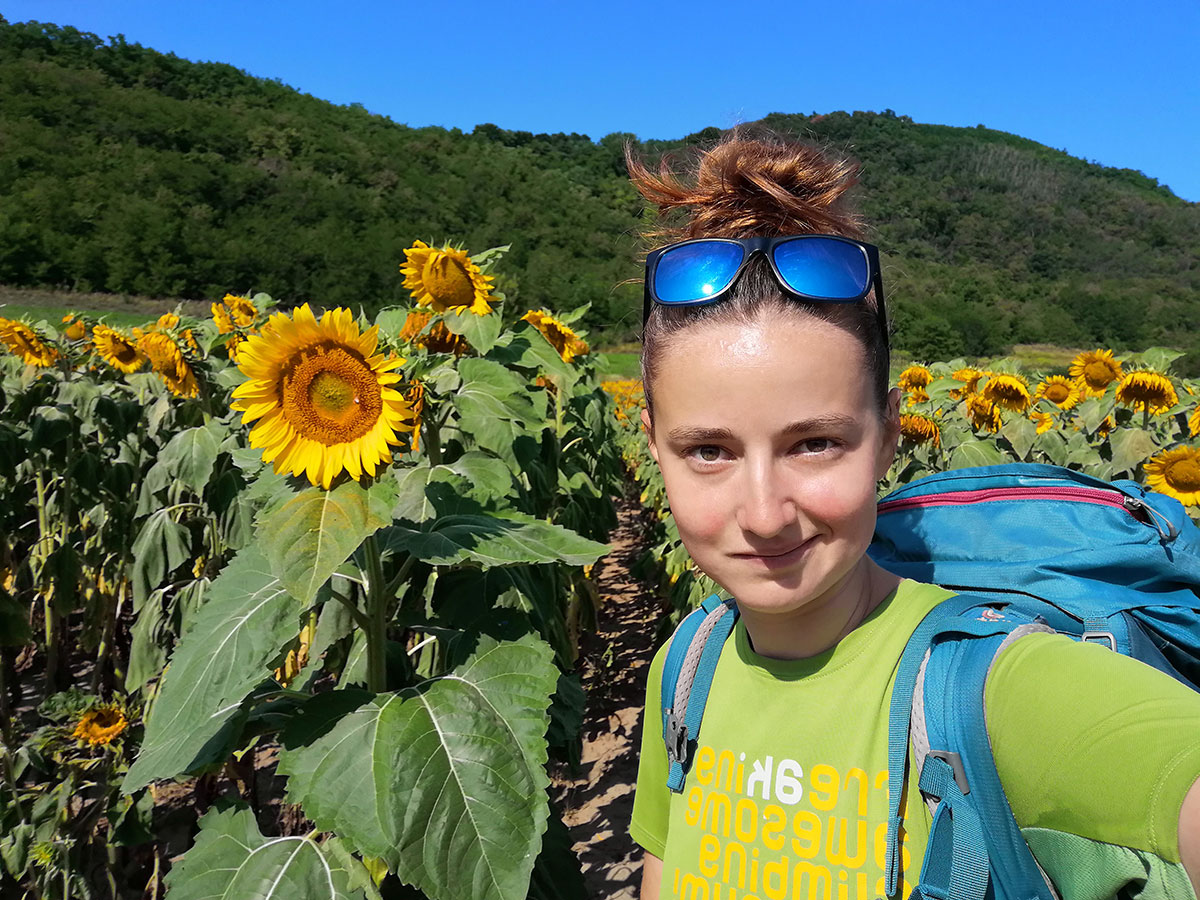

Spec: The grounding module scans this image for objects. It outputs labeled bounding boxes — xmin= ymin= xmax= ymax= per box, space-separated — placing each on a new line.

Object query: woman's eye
xmin=690 ymin=445 xmax=724 ymax=463
xmin=796 ymin=438 xmax=834 ymax=454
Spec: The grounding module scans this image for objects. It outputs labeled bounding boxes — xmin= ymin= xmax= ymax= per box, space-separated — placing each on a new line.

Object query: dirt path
xmin=552 ymin=493 xmax=665 ymax=900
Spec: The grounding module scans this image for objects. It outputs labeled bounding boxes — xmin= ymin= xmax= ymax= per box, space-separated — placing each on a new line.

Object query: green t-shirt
xmin=631 ymin=579 xmax=1200 ymax=900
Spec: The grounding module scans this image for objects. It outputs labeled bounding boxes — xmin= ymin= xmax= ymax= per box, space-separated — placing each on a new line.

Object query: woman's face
xmin=642 ymin=310 xmax=899 ymax=618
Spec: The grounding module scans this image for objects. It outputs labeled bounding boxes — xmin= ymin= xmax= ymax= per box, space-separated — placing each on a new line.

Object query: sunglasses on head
xmin=642 ymin=234 xmax=888 ymax=341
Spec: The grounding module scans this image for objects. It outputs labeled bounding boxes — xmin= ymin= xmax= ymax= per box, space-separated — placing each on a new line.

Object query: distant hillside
xmin=2 ymin=16 xmax=1198 ymax=363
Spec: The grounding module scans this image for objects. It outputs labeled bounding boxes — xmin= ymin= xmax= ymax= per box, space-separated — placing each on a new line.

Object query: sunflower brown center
xmin=1083 ymin=361 xmax=1116 ymax=386
xmin=1045 ymin=383 xmax=1071 ymax=403
xmin=92 ymin=708 xmax=123 ymax=729
xmin=114 ymin=342 xmax=139 ymax=365
xmin=426 ymin=257 xmax=476 ymax=308
xmin=281 ymin=345 xmax=382 ymax=445
xmin=1166 ymin=458 xmax=1200 ymax=492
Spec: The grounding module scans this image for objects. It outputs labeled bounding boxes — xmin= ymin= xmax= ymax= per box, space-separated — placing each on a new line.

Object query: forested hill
xmin=2 ymin=17 xmax=1198 ymax=361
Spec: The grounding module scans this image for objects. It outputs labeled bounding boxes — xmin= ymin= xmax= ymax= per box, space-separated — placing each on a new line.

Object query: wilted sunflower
xmin=1029 ymin=410 xmax=1055 ymax=434
xmin=224 ymin=294 xmax=258 ymax=328
xmin=521 ymin=309 xmax=589 ymax=363
xmin=92 ymin=325 xmax=144 ymax=373
xmin=1035 ymin=375 xmax=1081 ymax=411
xmin=1115 ymin=370 xmax=1178 ymax=415
xmin=230 ymin=304 xmax=414 ymax=489
xmin=1069 ymin=349 xmax=1123 ymax=396
xmin=897 ymin=364 xmax=932 ymax=392
xmin=401 ymin=241 xmax=495 ymax=315
xmin=138 ymin=332 xmax=199 ymax=399
xmin=72 ymin=704 xmax=128 ymax=746
xmin=1144 ymin=447 xmax=1200 ymax=506
xmin=900 ymin=413 xmax=940 ymax=447
xmin=61 ymin=314 xmax=88 ymax=342
xmin=0 ymin=318 xmax=59 ymax=367
xmin=399 ymin=311 xmax=471 ymax=355
xmin=153 ymin=312 xmax=180 ymax=331
xmin=211 ymin=301 xmax=234 ymax=334
xmin=966 ymin=393 xmax=1003 ymax=432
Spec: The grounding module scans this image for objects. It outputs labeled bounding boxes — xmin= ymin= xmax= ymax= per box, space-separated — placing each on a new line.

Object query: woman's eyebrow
xmin=667 ymin=415 xmax=860 ymax=444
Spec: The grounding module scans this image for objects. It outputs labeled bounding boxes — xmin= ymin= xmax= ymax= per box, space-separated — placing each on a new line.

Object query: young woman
xmin=626 ymin=133 xmax=1200 ymax=900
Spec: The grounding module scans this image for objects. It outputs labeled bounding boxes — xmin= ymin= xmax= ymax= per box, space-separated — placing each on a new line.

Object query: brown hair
xmin=628 ymin=128 xmax=890 ymax=416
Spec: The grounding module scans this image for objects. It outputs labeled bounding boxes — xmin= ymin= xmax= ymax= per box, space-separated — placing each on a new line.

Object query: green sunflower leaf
xmin=948 ymin=438 xmax=1010 ymax=469
xmin=122 ymin=545 xmax=296 ymax=792
xmin=442 ymin=308 xmax=502 ymax=354
xmin=384 ymin=511 xmax=608 ymax=568
xmin=1110 ymin=428 xmax=1160 ymax=477
xmin=164 ymin=803 xmax=368 ymax=900
xmin=278 ymin=633 xmax=558 ymax=900
xmin=159 ymin=422 xmax=224 ymax=495
xmin=256 ymin=480 xmax=392 ymax=606
xmin=999 ymin=415 xmax=1037 ymax=461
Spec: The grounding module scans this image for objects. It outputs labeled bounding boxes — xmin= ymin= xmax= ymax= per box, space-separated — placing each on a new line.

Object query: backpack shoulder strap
xmin=895 ymin=602 xmax=1060 ymax=900
xmin=660 ymin=594 xmax=739 ymax=793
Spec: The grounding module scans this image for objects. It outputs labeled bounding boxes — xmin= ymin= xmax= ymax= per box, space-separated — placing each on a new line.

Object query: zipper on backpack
xmin=878 ymin=484 xmax=1175 ymax=540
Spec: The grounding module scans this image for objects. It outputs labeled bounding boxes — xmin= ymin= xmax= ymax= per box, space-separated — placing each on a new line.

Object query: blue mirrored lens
xmin=654 ymin=242 xmax=745 ymax=304
xmin=773 ymin=238 xmax=869 ymax=299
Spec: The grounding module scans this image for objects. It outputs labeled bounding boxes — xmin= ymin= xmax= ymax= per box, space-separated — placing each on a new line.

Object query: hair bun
xmin=627 ymin=129 xmax=864 ymax=243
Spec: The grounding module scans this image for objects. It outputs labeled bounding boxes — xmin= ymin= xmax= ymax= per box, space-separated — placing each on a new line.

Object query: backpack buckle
xmin=1081 ymin=630 xmax=1116 ymax=651
xmin=664 ymin=710 xmax=689 ymax=766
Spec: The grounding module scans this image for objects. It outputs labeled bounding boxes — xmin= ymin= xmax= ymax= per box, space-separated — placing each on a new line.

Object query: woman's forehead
xmin=650 ymin=316 xmax=876 ymax=429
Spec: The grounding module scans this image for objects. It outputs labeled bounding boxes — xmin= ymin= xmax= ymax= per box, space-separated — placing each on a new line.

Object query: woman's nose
xmin=735 ymin=463 xmax=797 ymax=538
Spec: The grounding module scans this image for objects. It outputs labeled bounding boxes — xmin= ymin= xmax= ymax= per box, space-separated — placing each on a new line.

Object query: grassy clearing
xmin=596 ymin=351 xmax=640 ymax=379
xmin=1 ymin=284 xmax=209 ymax=328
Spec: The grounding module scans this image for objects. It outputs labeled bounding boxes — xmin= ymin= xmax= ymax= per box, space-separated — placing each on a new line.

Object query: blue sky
xmin=5 ymin=0 xmax=1198 ymax=201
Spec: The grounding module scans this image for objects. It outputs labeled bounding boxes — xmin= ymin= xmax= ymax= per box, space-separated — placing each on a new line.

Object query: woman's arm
xmin=640 ymin=851 xmax=663 ymax=900
xmin=1179 ymin=775 xmax=1200 ymax=894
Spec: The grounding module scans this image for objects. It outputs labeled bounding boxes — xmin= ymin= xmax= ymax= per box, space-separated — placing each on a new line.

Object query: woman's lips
xmin=731 ymin=537 xmax=814 ymax=567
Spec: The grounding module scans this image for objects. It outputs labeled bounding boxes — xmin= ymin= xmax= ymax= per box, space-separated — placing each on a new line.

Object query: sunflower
xmin=952 ymin=367 xmax=987 ymax=391
xmin=1097 ymin=415 xmax=1115 ymax=438
xmin=154 ymin=312 xmax=180 ymax=331
xmin=61 ymin=314 xmax=88 ymax=342
xmin=897 ymin=364 xmax=932 ymax=392
xmin=182 ymin=328 xmax=200 ymax=353
xmin=225 ymin=332 xmax=246 ymax=363
xmin=230 ymin=304 xmax=414 ymax=489
xmin=138 ymin=332 xmax=198 ymax=398
xmin=1069 ymin=349 xmax=1123 ymax=397
xmin=211 ymin=301 xmax=235 ymax=334
xmin=224 ymin=294 xmax=258 ymax=328
xmin=966 ymin=393 xmax=1003 ymax=433
xmin=981 ymin=373 xmax=1032 ymax=413
xmin=1030 ymin=410 xmax=1055 ymax=434
xmin=398 ymin=311 xmax=471 ymax=355
xmin=900 ymin=413 xmax=940 ymax=446
xmin=1035 ymin=375 xmax=1081 ymax=411
xmin=72 ymin=704 xmax=128 ymax=746
xmin=1115 ymin=370 xmax=1178 ymax=415
xmin=521 ymin=309 xmax=589 ymax=363
xmin=91 ymin=325 xmax=144 ymax=373
xmin=1144 ymin=447 xmax=1200 ymax=506
xmin=905 ymin=388 xmax=930 ymax=407
xmin=0 ymin=318 xmax=59 ymax=367
xmin=401 ymin=240 xmax=495 ymax=315
xmin=1189 ymin=407 xmax=1200 ymax=438
xmin=405 ymin=379 xmax=425 ymax=452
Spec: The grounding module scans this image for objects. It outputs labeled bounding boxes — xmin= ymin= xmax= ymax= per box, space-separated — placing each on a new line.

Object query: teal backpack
xmin=658 ymin=463 xmax=1200 ymax=900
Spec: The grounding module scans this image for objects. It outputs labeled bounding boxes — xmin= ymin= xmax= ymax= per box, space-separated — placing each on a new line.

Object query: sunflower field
xmin=604 ymin=346 xmax=1200 ymax=630
xmin=0 ymin=242 xmax=628 ymax=900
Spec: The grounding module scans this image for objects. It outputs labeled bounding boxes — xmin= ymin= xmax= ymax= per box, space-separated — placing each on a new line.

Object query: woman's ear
xmin=640 ymin=407 xmax=660 ymax=464
xmin=876 ymin=387 xmax=902 ymax=480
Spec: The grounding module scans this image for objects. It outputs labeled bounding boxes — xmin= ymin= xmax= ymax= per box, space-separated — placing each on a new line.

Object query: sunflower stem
xmin=1143 ymin=406 xmax=1150 ymax=431
xmin=363 ymin=535 xmax=388 ymax=693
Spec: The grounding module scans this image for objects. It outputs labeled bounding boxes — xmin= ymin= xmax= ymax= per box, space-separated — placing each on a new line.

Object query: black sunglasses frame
xmin=642 ymin=235 xmax=888 ymax=343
